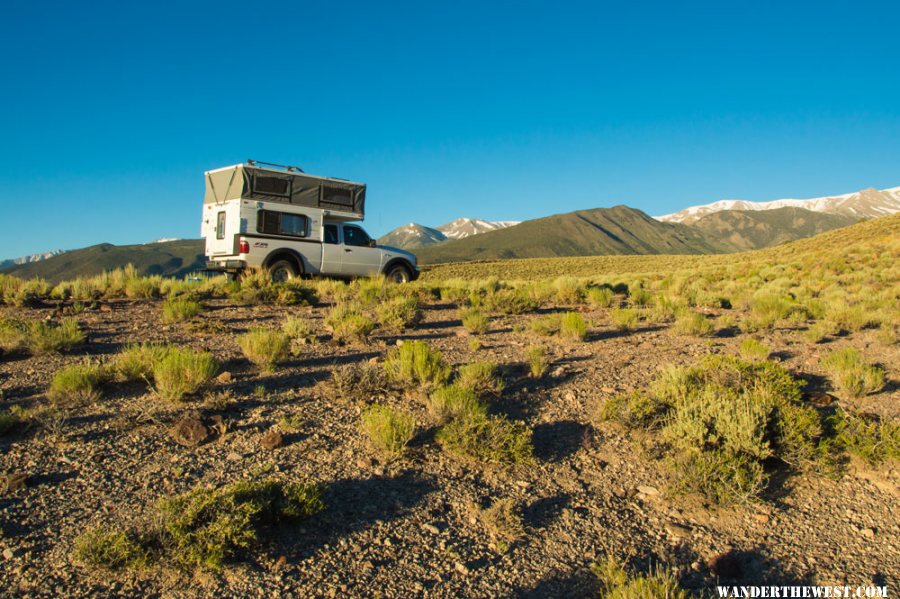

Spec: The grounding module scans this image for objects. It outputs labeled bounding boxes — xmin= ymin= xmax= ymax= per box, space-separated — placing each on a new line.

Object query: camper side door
xmin=320 ymin=224 xmax=343 ymax=275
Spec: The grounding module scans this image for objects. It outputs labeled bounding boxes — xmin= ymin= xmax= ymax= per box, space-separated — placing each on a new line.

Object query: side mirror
xmin=368 ymin=239 xmax=377 ymax=248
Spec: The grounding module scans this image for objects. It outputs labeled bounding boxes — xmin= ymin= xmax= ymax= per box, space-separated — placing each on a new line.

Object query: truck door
xmin=320 ymin=223 xmax=343 ymax=275
xmin=203 ymin=202 xmax=239 ymax=257
xmin=340 ymin=224 xmax=382 ymax=277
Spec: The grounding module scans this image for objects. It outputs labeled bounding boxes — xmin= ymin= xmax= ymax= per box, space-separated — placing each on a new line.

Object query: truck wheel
xmin=386 ymin=264 xmax=411 ymax=284
xmin=268 ymin=259 xmax=298 ymax=282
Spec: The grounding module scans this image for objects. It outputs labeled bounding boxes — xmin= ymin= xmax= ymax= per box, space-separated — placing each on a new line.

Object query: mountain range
xmin=378 ymin=218 xmax=519 ymax=249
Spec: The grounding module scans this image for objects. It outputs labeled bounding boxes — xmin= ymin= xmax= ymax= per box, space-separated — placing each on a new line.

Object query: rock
xmin=2 ymin=548 xmax=13 ymax=560
xmin=551 ymin=366 xmax=566 ymax=378
xmin=226 ymin=452 xmax=243 ymax=461
xmin=216 ymin=371 xmax=233 ymax=384
xmin=601 ymin=386 xmax=616 ymax=394
xmin=860 ymin=527 xmax=875 ymax=539
xmin=99 ymin=304 xmax=112 ymax=313
xmin=454 ymin=562 xmax=470 ymax=575
xmin=260 ymin=430 xmax=283 ymax=450
xmin=807 ymin=392 xmax=834 ymax=407
xmin=752 ymin=514 xmax=770 ymax=524
xmin=1 ymin=473 xmax=28 ymax=494
xmin=665 ymin=522 xmax=691 ymax=539
xmin=422 ymin=523 xmax=440 ymax=535
xmin=170 ymin=416 xmax=209 ymax=447
xmin=637 ymin=485 xmax=660 ymax=496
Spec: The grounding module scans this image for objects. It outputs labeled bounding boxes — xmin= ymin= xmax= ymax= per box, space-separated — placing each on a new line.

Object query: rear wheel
xmin=385 ymin=264 xmax=412 ymax=284
xmin=268 ymin=259 xmax=299 ymax=282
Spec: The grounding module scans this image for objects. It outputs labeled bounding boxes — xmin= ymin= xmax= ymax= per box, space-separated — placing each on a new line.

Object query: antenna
xmin=246 ymin=159 xmax=305 ymax=173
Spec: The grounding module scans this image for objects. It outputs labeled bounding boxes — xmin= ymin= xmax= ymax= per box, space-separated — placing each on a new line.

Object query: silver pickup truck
xmin=201 ymin=161 xmax=419 ymax=283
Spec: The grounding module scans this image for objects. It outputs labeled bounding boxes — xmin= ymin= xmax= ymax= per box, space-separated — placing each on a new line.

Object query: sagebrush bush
xmin=48 ymin=362 xmax=106 ymax=405
xmin=559 ymin=312 xmax=587 ymax=341
xmin=124 ymin=276 xmax=162 ymax=299
xmin=586 ymin=286 xmax=615 ymax=308
xmin=326 ymin=303 xmax=376 ymax=344
xmin=552 ymin=276 xmax=584 ymax=304
xmin=480 ymin=498 xmax=524 ymax=544
xmin=282 ymin=315 xmax=316 ymax=343
xmin=671 ymin=310 xmax=714 ymax=337
xmin=599 ymin=391 xmax=668 ymax=428
xmin=739 ymin=338 xmax=770 ymax=362
xmin=528 ymin=314 xmax=561 ymax=337
xmin=592 ymin=555 xmax=689 ymax=599
xmin=802 ymin=320 xmax=839 ymax=343
xmin=238 ymin=328 xmax=290 ymax=373
xmin=525 ymin=345 xmax=549 ymax=378
xmin=609 ymin=308 xmax=639 ymax=331
xmin=427 ymin=384 xmax=487 ymax=424
xmin=360 ymin=404 xmax=416 ymax=457
xmin=162 ymin=297 xmax=203 ymax=323
xmin=436 ymin=412 xmax=533 ymax=465
xmin=460 ymin=308 xmax=489 ymax=335
xmin=0 ymin=319 xmax=26 ymax=356
xmin=481 ymin=288 xmax=539 ymax=315
xmin=113 ymin=343 xmax=166 ymax=382
xmin=375 ymin=295 xmax=421 ymax=330
xmin=73 ymin=527 xmax=151 ymax=570
xmin=152 ymin=347 xmax=219 ymax=401
xmin=837 ymin=414 xmax=900 ymax=466
xmin=25 ymin=318 xmax=85 ymax=354
xmin=456 ymin=361 xmax=505 ymax=395
xmin=383 ymin=340 xmax=450 ymax=388
xmin=821 ymin=348 xmax=885 ymax=397
xmin=331 ymin=362 xmax=388 ymax=403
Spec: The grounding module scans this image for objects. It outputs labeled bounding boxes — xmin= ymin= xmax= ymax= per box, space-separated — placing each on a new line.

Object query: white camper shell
xmin=201 ymin=162 xmax=419 ymax=282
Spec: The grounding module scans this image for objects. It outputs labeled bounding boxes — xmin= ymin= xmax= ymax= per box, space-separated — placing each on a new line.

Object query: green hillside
xmin=0 ymin=240 xmax=206 ymax=283
xmin=690 ymin=207 xmax=858 ymax=251
xmin=415 ymin=205 xmax=729 ymax=264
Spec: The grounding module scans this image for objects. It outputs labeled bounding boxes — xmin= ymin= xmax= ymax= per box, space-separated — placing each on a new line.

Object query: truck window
xmin=257 ymin=210 xmax=309 ymax=238
xmin=216 ymin=211 xmax=226 ymax=239
xmin=342 ymin=225 xmax=371 ymax=247
xmin=323 ymin=224 xmax=338 ymax=244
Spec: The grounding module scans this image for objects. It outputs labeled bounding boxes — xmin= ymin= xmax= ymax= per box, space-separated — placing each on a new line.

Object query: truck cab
xmin=201 ymin=161 xmax=419 ymax=282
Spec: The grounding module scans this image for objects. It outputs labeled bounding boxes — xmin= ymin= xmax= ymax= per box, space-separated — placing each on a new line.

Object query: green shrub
xmin=559 ymin=312 xmax=587 ymax=341
xmin=0 ymin=408 xmax=24 ymax=436
xmin=152 ymin=347 xmax=219 ymax=402
xmin=827 ymin=303 xmax=877 ymax=332
xmin=73 ymin=527 xmax=151 ymax=570
xmin=628 ymin=288 xmax=652 ymax=307
xmin=750 ymin=293 xmax=796 ymax=329
xmin=238 ymin=328 xmax=290 ymax=373
xmin=0 ymin=319 xmax=26 ymax=356
xmin=331 ymin=362 xmax=389 ymax=403
xmin=586 ymin=286 xmax=615 ymax=308
xmin=457 ymin=361 xmax=505 ymax=395
xmin=738 ymin=338 xmax=770 ymax=362
xmin=482 ymin=288 xmax=539 ymax=315
xmin=25 ymin=318 xmax=85 ymax=354
xmin=124 ymin=276 xmax=162 ymax=299
xmin=599 ymin=391 xmax=668 ymax=428
xmin=668 ymin=450 xmax=767 ymax=506
xmin=436 ymin=412 xmax=533 ymax=465
xmin=282 ymin=316 xmax=316 ymax=343
xmin=552 ymin=276 xmax=584 ymax=304
xmin=48 ymin=362 xmax=105 ymax=405
xmin=610 ymin=308 xmax=639 ymax=331
xmin=427 ymin=384 xmax=487 ymax=424
xmin=480 ymin=498 xmax=524 ymax=544
xmin=460 ymin=308 xmax=489 ymax=335
xmin=802 ymin=320 xmax=839 ymax=343
xmin=821 ymin=348 xmax=886 ymax=397
xmin=374 ymin=295 xmax=421 ymax=331
xmin=326 ymin=303 xmax=376 ymax=344
xmin=837 ymin=414 xmax=900 ymax=466
xmin=9 ymin=278 xmax=52 ymax=307
xmin=671 ymin=310 xmax=714 ymax=337
xmin=162 ymin=297 xmax=202 ymax=323
xmin=157 ymin=479 xmax=323 ymax=570
xmin=383 ymin=340 xmax=451 ymax=388
xmin=526 ymin=345 xmax=549 ymax=378
xmin=592 ymin=555 xmax=689 ymax=599
xmin=113 ymin=343 xmax=166 ymax=382
xmin=360 ymin=404 xmax=416 ymax=457
xmin=528 ymin=314 xmax=561 ymax=337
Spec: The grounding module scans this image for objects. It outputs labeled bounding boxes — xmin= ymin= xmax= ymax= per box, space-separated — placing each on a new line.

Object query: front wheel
xmin=385 ymin=264 xmax=411 ymax=284
xmin=268 ymin=259 xmax=299 ymax=282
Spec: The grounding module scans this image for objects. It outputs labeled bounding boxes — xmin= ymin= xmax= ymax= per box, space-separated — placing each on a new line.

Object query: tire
xmin=268 ymin=259 xmax=299 ymax=282
xmin=385 ymin=263 xmax=412 ymax=284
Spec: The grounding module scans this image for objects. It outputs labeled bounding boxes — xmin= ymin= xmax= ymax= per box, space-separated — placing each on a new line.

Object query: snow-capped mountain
xmin=378 ymin=218 xmax=519 ymax=250
xmin=657 ymin=186 xmax=900 ymax=224
xmin=435 ymin=218 xmax=520 ymax=240
xmin=0 ymin=249 xmax=66 ymax=269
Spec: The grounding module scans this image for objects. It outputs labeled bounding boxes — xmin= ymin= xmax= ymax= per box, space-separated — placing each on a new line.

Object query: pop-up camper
xmin=201 ymin=161 xmax=418 ymax=282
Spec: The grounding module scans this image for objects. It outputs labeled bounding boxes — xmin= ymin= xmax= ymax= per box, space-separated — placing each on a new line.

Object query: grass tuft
xmin=360 ymin=404 xmax=416 ymax=457
xmin=238 ymin=328 xmax=290 ymax=373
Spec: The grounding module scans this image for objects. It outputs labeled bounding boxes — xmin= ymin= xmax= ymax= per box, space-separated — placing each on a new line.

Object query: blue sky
xmin=1 ymin=1 xmax=899 ymax=258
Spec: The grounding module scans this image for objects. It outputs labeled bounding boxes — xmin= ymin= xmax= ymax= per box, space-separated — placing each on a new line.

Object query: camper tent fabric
xmin=204 ymin=165 xmax=365 ymax=216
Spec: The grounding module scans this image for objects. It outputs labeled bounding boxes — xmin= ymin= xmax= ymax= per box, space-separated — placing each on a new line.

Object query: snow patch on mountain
xmin=436 ymin=218 xmax=520 ymax=239
xmin=0 ymin=249 xmax=67 ymax=269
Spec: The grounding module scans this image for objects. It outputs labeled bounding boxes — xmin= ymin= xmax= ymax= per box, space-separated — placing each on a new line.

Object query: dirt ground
xmin=1 ymin=297 xmax=898 ymax=597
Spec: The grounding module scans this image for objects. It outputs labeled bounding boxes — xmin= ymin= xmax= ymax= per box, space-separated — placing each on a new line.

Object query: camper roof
xmin=204 ymin=162 xmax=366 ymax=217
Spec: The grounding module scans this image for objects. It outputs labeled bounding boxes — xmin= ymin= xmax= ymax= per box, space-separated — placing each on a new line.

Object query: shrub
xmin=0 ymin=408 xmax=24 ymax=436
xmin=827 ymin=303 xmax=877 ymax=332
xmin=457 ymin=361 xmax=505 ymax=395
xmin=671 ymin=310 xmax=714 ymax=337
xmin=552 ymin=276 xmax=584 ymax=304
xmin=124 ymin=276 xmax=162 ymax=299
xmin=25 ymin=318 xmax=85 ymax=354
xmin=837 ymin=414 xmax=900 ymax=466
xmin=436 ymin=412 xmax=533 ymax=465
xmin=375 ymin=295 xmax=421 ymax=331
xmin=750 ymin=293 xmax=796 ymax=329
xmin=480 ymin=498 xmax=524 ymax=544
xmin=460 ymin=308 xmax=489 ymax=335
xmin=48 ymin=362 xmax=105 ymax=405
xmin=427 ymin=385 xmax=487 ymax=423
xmin=331 ymin=362 xmax=389 ymax=403
xmin=482 ymin=288 xmax=539 ymax=315
xmin=739 ymin=338 xmax=770 ymax=362
xmin=157 ymin=479 xmax=323 ymax=570
xmin=282 ymin=316 xmax=316 ymax=344
xmin=586 ymin=286 xmax=615 ymax=308
xmin=668 ymin=450 xmax=767 ymax=506
xmin=628 ymin=288 xmax=652 ymax=307
xmin=528 ymin=314 xmax=561 ymax=337
xmin=238 ymin=328 xmax=290 ymax=373
xmin=599 ymin=391 xmax=668 ymax=428
xmin=526 ymin=345 xmax=549 ymax=378
xmin=360 ymin=404 xmax=416 ymax=457
xmin=383 ymin=340 xmax=451 ymax=388
xmin=821 ymin=348 xmax=885 ymax=397
xmin=162 ymin=297 xmax=202 ymax=323
xmin=610 ymin=308 xmax=639 ymax=331
xmin=73 ymin=527 xmax=151 ymax=570
xmin=0 ymin=319 xmax=26 ymax=356
xmin=231 ymin=270 xmax=314 ymax=306
xmin=802 ymin=320 xmax=839 ymax=343
xmin=592 ymin=555 xmax=689 ymax=599
xmin=113 ymin=343 xmax=166 ymax=382
xmin=152 ymin=347 xmax=219 ymax=402
xmin=325 ymin=303 xmax=376 ymax=344
xmin=559 ymin=312 xmax=587 ymax=341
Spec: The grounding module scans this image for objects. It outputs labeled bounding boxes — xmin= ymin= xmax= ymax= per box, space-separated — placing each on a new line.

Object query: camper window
xmin=257 ymin=210 xmax=309 ymax=238
xmin=321 ymin=185 xmax=353 ymax=208
xmin=253 ymin=175 xmax=291 ymax=198
xmin=216 ymin=211 xmax=226 ymax=239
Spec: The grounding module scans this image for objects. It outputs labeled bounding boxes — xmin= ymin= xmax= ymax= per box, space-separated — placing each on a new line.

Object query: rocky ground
xmin=1 ymin=297 xmax=898 ymax=597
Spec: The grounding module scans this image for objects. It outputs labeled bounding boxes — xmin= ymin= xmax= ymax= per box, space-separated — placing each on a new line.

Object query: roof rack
xmin=246 ymin=159 xmax=305 ymax=173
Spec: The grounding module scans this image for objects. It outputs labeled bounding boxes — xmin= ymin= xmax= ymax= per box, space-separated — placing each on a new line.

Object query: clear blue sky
xmin=2 ymin=1 xmax=899 ymax=258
